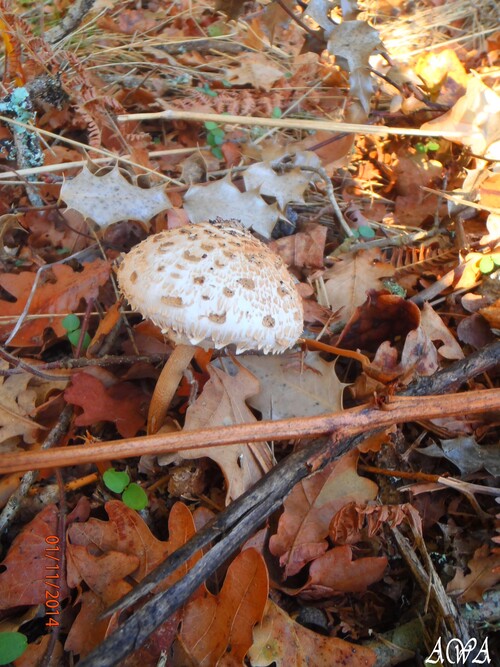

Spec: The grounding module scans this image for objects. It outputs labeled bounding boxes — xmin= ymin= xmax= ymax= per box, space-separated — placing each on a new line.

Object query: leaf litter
xmin=0 ymin=0 xmax=498 ymax=664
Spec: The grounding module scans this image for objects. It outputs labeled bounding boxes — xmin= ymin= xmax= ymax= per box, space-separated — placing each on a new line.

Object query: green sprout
xmin=61 ymin=314 xmax=91 ymax=350
xmin=204 ymin=121 xmax=225 ymax=160
xmin=479 ymin=254 xmax=500 ymax=274
xmin=0 ymin=632 xmax=28 ymax=665
xmin=415 ymin=140 xmax=440 ymax=154
xmin=103 ymin=468 xmax=148 ymax=511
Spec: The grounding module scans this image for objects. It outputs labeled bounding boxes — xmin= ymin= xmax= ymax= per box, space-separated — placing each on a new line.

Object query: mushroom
xmin=117 ymin=218 xmax=304 ymax=433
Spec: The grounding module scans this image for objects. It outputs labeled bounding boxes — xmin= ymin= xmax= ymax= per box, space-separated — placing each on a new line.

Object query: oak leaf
xmin=61 ymin=164 xmax=171 ymax=229
xmin=0 ymin=361 xmax=39 ymax=446
xmin=162 ymin=362 xmax=273 ymax=502
xmin=180 ymin=548 xmax=268 ymax=666
xmin=223 ymin=53 xmax=284 ymax=91
xmin=0 ymin=504 xmax=69 ymax=610
xmin=183 ymin=177 xmax=279 ymax=238
xmin=248 ymin=599 xmax=376 ymax=667
xmin=420 ymin=302 xmax=464 ymax=360
xmin=0 ymin=259 xmax=110 ymax=347
xmin=269 ymin=451 xmax=378 ymax=578
xmin=238 ymin=351 xmax=347 ymax=420
xmin=447 ymin=545 xmax=500 ymax=603
xmin=321 ymin=250 xmax=395 ymax=322
xmin=64 ymin=372 xmax=148 ymax=438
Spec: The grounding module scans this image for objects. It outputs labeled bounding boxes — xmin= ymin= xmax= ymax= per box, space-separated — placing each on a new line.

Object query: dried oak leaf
xmin=238 ymin=351 xmax=347 ymax=420
xmin=223 ymin=53 xmax=284 ymax=91
xmin=61 ymin=164 xmax=171 ymax=229
xmin=321 ymin=250 xmax=394 ymax=323
xmin=66 ymin=501 xmax=198 ymax=658
xmin=420 ymin=302 xmax=464 ymax=360
xmin=248 ymin=599 xmax=376 ymax=667
xmin=64 ymin=371 xmax=148 ymax=438
xmin=0 ymin=504 xmax=69 ymax=610
xmin=447 ymin=545 xmax=500 ymax=603
xmin=326 ymin=21 xmax=383 ymax=114
xmin=300 ymin=545 xmax=388 ymax=599
xmin=183 ymin=176 xmax=279 ymax=238
xmin=0 ymin=361 xmax=40 ymax=446
xmin=269 ymin=223 xmax=327 ymax=270
xmin=0 ymin=259 xmax=110 ymax=347
xmin=269 ymin=450 xmax=378 ymax=578
xmin=180 ymin=548 xmax=268 ymax=666
xmin=162 ymin=362 xmax=273 ymax=503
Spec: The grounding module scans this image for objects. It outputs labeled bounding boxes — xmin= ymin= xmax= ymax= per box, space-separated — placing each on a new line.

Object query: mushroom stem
xmin=148 ymin=344 xmax=195 ymax=434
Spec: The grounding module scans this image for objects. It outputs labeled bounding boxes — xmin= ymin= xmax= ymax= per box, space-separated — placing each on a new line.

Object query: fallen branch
xmin=2 ymin=388 xmax=499 ymax=475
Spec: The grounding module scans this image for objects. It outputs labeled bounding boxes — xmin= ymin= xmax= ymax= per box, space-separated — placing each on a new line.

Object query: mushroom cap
xmin=117 ymin=219 xmax=303 ymax=353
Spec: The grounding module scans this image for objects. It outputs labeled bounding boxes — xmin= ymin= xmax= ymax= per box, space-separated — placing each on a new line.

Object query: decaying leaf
xmin=0 ymin=259 xmax=110 ymax=347
xmin=417 ymin=436 xmax=500 ymax=476
xmin=248 ymin=599 xmax=376 ymax=667
xmin=180 ymin=548 xmax=268 ymax=666
xmin=303 ymin=0 xmax=334 ymax=32
xmin=447 ymin=545 xmax=500 ymax=603
xmin=183 ymin=176 xmax=279 ymax=238
xmin=237 ymin=351 xmax=347 ymax=420
xmin=330 ymin=502 xmax=423 ymax=544
xmin=161 ymin=362 xmax=273 ymax=503
xmin=300 ymin=545 xmax=388 ymax=598
xmin=61 ymin=164 xmax=171 ymax=229
xmin=269 ymin=451 xmax=378 ymax=578
xmin=326 ymin=21 xmax=382 ymax=114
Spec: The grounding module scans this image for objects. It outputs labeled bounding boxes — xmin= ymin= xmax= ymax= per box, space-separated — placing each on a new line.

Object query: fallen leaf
xmin=0 ymin=505 xmax=69 ymax=610
xmin=303 ymin=0 xmax=335 ymax=31
xmin=326 ymin=21 xmax=382 ymax=114
xmin=269 ymin=223 xmax=327 ymax=269
xmin=164 ymin=362 xmax=273 ymax=503
xmin=300 ymin=545 xmax=388 ymax=598
xmin=61 ymin=165 xmax=171 ymax=229
xmin=238 ymin=351 xmax=347 ymax=420
xmin=248 ymin=599 xmax=376 ymax=667
xmin=64 ymin=372 xmax=148 ymax=438
xmin=0 ymin=259 xmax=110 ymax=347
xmin=417 ymin=435 xmax=500 ymax=476
xmin=420 ymin=302 xmax=464 ymax=360
xmin=0 ymin=361 xmax=40 ymax=446
xmin=269 ymin=451 xmax=378 ymax=577
xmin=330 ymin=502 xmax=422 ymax=544
xmin=223 ymin=53 xmax=284 ymax=91
xmin=183 ymin=177 xmax=279 ymax=238
xmin=180 ymin=548 xmax=268 ymax=666
xmin=321 ymin=250 xmax=394 ymax=322
xmin=447 ymin=545 xmax=500 ymax=603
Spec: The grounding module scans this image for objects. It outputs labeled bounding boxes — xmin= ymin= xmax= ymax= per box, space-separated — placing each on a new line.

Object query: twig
xmin=0 ymin=354 xmax=167 ymax=377
xmin=117 ymin=108 xmax=465 ymax=139
xmin=1 ymin=389 xmax=499 ymax=475
xmin=44 ymin=0 xmax=96 ymax=43
xmin=0 ymin=405 xmax=73 ymax=534
xmin=0 ymin=346 xmax=71 ymax=381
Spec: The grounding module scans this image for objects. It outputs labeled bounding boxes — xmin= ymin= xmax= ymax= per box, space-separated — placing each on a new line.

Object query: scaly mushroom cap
xmin=117 ymin=219 xmax=304 ymax=353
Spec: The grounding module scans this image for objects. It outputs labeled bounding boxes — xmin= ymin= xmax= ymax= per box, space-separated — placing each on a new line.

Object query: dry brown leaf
xmin=447 ymin=545 xmax=500 ymax=603
xmin=269 ymin=451 xmax=378 ymax=578
xmin=180 ymin=548 xmax=268 ymax=666
xmin=163 ymin=362 xmax=273 ymax=503
xmin=269 ymin=223 xmax=327 ymax=269
xmin=420 ymin=302 xmax=464 ymax=360
xmin=61 ymin=165 xmax=171 ymax=229
xmin=0 ymin=259 xmax=110 ymax=347
xmin=243 ymin=156 xmax=318 ymax=209
xmin=414 ymin=49 xmax=468 ymax=95
xmin=326 ymin=21 xmax=382 ymax=114
xmin=321 ymin=249 xmax=395 ymax=322
xmin=248 ymin=599 xmax=376 ymax=667
xmin=300 ymin=545 xmax=388 ymax=598
xmin=238 ymin=351 xmax=347 ymax=420
xmin=183 ymin=176 xmax=279 ymax=238
xmin=223 ymin=53 xmax=284 ymax=91
xmin=420 ymin=77 xmax=500 ymax=159
xmin=0 ymin=361 xmax=40 ymax=446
